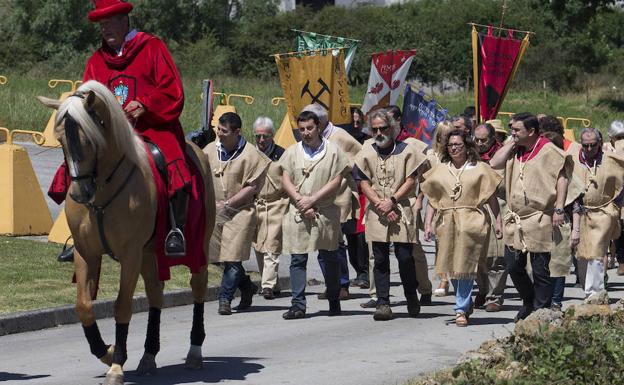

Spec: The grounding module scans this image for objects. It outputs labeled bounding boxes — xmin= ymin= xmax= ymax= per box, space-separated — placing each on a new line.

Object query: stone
xmin=583 ymin=290 xmax=609 ymax=305
xmin=566 ymin=304 xmax=613 ymax=321
xmin=514 ymin=308 xmax=563 ymax=337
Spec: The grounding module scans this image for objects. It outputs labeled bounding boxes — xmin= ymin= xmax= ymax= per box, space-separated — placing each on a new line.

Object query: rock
xmin=613 ymin=298 xmax=624 ymax=314
xmin=457 ymin=339 xmax=507 ymax=365
xmin=514 ymin=308 xmax=562 ymax=337
xmin=583 ymin=290 xmax=609 ymax=305
xmin=496 ymin=361 xmax=527 ymax=381
xmin=565 ymin=304 xmax=613 ymax=320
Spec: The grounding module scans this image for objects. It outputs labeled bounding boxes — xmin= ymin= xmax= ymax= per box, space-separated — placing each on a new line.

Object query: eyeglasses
xmin=447 ymin=143 xmax=465 ymax=149
xmin=473 ymin=137 xmax=491 ymax=144
xmin=255 ymin=133 xmax=272 ymax=140
xmin=582 ymin=142 xmax=599 ymax=149
xmin=371 ymin=125 xmax=390 ymax=133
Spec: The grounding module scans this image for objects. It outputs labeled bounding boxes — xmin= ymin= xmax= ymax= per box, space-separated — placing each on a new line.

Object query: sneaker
xmin=420 ymin=293 xmax=432 ymax=306
xmin=218 ymin=300 xmax=231 ymax=315
xmin=485 ymin=302 xmax=502 ymax=312
xmin=282 ymin=306 xmax=306 ymax=320
xmin=618 ymin=264 xmax=624 ymax=276
xmin=433 ymin=280 xmax=449 ymax=297
xmin=328 ymin=300 xmax=341 ymax=316
xmin=360 ymin=299 xmax=377 ymax=308
xmin=261 ymin=288 xmax=275 ymax=300
xmin=349 ymin=278 xmax=362 ymax=287
xmin=406 ymin=295 xmax=421 ymax=317
xmin=236 ymin=282 xmax=258 ymax=310
xmin=551 ymin=303 xmax=562 ymax=312
xmin=373 ymin=304 xmax=393 ymax=321
xmin=339 ymin=287 xmax=350 ymax=300
xmin=455 ymin=312 xmax=468 ymax=327
xmin=474 ymin=293 xmax=487 ymax=309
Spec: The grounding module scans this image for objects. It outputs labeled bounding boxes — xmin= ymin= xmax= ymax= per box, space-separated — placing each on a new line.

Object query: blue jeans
xmin=550 ymin=276 xmax=565 ymax=306
xmin=318 ymin=240 xmax=350 ymax=288
xmin=451 ymin=279 xmax=474 ymax=314
xmin=292 ymin=250 xmax=340 ymax=311
xmin=218 ymin=262 xmax=252 ymax=302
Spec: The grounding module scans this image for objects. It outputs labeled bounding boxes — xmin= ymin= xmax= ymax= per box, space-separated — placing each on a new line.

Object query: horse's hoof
xmin=99 ymin=345 xmax=115 ymax=367
xmin=136 ymin=353 xmax=158 ymax=375
xmin=184 ymin=352 xmax=203 ymax=370
xmin=103 ymin=372 xmax=124 ymax=385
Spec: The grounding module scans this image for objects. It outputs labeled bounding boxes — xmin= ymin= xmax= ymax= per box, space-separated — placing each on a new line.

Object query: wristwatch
xmin=390 ymin=196 xmax=398 ymax=205
xmin=554 ymin=207 xmax=564 ymax=215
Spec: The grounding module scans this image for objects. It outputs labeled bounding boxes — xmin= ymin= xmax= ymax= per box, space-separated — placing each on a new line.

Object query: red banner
xmin=474 ymin=26 xmax=527 ymax=121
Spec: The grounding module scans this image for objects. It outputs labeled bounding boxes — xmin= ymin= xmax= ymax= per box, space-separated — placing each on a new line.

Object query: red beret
xmin=88 ymin=0 xmax=133 ymax=22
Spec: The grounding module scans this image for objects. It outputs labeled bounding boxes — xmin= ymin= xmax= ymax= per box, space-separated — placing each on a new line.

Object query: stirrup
xmin=165 ymin=228 xmax=186 ymax=257
xmin=57 ymin=236 xmax=75 ymax=263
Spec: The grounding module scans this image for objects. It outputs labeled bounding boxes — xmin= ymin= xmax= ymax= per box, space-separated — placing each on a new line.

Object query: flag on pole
xmin=294 ymin=30 xmax=359 ymax=74
xmin=361 ymin=50 xmax=416 ymax=115
xmin=400 ymin=85 xmax=448 ymax=146
xmin=472 ymin=25 xmax=530 ymax=122
xmin=274 ymin=49 xmax=351 ymax=137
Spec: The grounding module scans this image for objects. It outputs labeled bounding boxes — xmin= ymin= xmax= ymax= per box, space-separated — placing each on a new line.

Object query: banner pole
xmin=471 ymin=26 xmax=480 ymax=123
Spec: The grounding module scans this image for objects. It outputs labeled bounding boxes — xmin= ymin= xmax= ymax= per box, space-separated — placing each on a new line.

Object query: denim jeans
xmin=550 ymin=276 xmax=565 ymax=307
xmin=318 ymin=240 xmax=350 ymax=288
xmin=218 ymin=262 xmax=252 ymax=302
xmin=292 ymin=250 xmax=340 ymax=311
xmin=372 ymin=242 xmax=418 ymax=305
xmin=451 ymin=279 xmax=474 ymax=314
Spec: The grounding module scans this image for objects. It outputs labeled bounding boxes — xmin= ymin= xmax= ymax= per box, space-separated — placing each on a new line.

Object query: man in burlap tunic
xmin=606 ymin=121 xmax=624 ymax=276
xmin=302 ymin=104 xmax=361 ymax=300
xmin=572 ymin=128 xmax=624 ymax=295
xmin=355 ymin=108 xmax=428 ymax=321
xmin=204 ymin=113 xmax=269 ymax=315
xmin=252 ymin=117 xmax=287 ymax=300
xmin=280 ymin=111 xmax=352 ymax=319
xmin=490 ymin=113 xmax=571 ymax=321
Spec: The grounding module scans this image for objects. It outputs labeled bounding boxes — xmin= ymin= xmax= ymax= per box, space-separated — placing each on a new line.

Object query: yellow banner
xmin=275 ymin=50 xmax=351 ymax=130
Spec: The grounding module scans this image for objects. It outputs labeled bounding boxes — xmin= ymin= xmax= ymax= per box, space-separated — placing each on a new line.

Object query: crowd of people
xmin=207 ymin=103 xmax=624 ymax=326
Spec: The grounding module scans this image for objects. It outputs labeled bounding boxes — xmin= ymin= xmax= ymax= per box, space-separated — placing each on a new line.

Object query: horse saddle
xmin=145 ymin=140 xmax=168 ymax=184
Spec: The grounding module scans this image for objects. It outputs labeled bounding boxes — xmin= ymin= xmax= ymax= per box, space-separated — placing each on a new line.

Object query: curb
xmin=0 ymin=276 xmax=294 ymax=336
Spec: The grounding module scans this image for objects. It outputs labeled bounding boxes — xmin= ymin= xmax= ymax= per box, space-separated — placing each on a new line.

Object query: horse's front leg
xmin=104 ymin=249 xmax=142 ymax=385
xmin=136 ymin=249 xmax=163 ymax=376
xmin=185 ymin=267 xmax=208 ymax=369
xmin=74 ymin=249 xmax=114 ymax=366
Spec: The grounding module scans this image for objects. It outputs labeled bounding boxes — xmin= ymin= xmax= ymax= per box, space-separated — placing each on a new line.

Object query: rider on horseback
xmin=50 ymin=0 xmax=190 ymax=257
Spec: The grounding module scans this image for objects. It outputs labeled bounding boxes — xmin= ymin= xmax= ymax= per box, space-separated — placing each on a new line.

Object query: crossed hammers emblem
xmin=301 ymin=78 xmax=331 ymax=110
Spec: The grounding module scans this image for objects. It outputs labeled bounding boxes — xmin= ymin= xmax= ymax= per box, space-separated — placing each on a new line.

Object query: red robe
xmin=83 ymin=32 xmax=190 ymax=196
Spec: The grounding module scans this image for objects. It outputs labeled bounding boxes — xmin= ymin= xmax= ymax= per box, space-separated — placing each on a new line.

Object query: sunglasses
xmin=582 ymin=142 xmax=599 ymax=149
xmin=473 ymin=137 xmax=491 ymax=144
xmin=371 ymin=125 xmax=390 ymax=133
xmin=255 ymin=133 xmax=273 ymax=140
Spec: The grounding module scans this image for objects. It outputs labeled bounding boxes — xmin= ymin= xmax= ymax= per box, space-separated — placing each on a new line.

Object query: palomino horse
xmin=38 ymin=80 xmax=215 ymax=385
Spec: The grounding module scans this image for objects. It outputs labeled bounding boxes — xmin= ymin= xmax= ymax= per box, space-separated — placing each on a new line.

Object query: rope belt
xmin=503 ymin=209 xmax=543 ymax=253
xmin=580 ymin=199 xmax=615 ymax=214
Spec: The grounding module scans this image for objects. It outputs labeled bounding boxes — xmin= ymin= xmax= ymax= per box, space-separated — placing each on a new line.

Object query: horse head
xmin=38 ymin=80 xmax=146 ymax=205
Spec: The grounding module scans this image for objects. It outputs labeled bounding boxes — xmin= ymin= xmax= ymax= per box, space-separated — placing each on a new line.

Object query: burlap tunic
xmin=421 ymin=162 xmax=502 ymax=279
xmin=280 ymin=140 xmax=351 ymax=254
xmin=504 ymin=142 xmax=570 ymax=253
xmin=327 ymin=127 xmax=361 ymax=223
xmin=355 ymin=142 xmax=427 ymax=243
xmin=573 ymin=151 xmax=624 ymax=260
xmin=253 ymin=159 xmax=289 ymax=254
xmin=205 ymin=142 xmax=269 ymax=262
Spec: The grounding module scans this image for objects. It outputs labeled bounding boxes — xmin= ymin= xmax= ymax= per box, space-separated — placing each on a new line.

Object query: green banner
xmin=293 ymin=30 xmax=359 ymax=74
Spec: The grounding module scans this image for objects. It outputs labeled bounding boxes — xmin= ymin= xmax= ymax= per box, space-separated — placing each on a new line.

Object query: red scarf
xmin=516 ymin=135 xmax=550 ymax=162
xmin=480 ymin=141 xmax=502 ymax=162
xmin=95 ymin=32 xmax=154 ymax=70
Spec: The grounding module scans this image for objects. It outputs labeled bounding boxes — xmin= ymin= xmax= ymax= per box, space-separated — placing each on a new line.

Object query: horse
xmin=38 ymin=80 xmax=216 ymax=385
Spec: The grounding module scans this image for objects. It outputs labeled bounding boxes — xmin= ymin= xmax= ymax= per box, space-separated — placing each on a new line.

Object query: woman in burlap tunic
xmin=422 ymin=130 xmax=502 ymax=327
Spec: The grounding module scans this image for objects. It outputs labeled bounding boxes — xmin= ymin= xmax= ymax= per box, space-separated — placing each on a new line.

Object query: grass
xmin=0 ymin=236 xmax=230 ymax=315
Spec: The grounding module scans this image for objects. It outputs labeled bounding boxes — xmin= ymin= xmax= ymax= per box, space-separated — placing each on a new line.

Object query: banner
xmin=275 ymin=50 xmax=351 ymax=131
xmin=294 ymin=30 xmax=359 ymax=74
xmin=361 ymin=49 xmax=416 ymax=115
xmin=472 ymin=25 xmax=530 ymax=122
xmin=401 ymin=85 xmax=448 ymax=146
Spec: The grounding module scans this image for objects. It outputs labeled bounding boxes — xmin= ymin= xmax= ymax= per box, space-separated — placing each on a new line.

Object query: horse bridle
xmin=63 ymin=92 xmax=136 ymax=260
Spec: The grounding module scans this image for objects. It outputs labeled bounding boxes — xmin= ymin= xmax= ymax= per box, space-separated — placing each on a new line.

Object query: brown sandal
xmin=455 ymin=312 xmax=468 ymax=327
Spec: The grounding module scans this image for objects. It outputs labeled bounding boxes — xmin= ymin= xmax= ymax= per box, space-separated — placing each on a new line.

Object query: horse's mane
xmin=56 ymin=80 xmax=150 ymax=176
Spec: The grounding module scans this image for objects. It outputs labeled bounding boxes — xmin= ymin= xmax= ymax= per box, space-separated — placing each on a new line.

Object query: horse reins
xmin=65 ymin=92 xmax=137 ymax=260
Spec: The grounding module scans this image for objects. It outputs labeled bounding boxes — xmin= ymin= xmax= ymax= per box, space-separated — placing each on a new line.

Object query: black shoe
xmin=218 ymin=300 xmax=231 ymax=315
xmin=373 ymin=304 xmax=393 ymax=321
xmin=406 ymin=295 xmax=421 ymax=317
xmin=165 ymin=229 xmax=185 ymax=257
xmin=419 ymin=293 xmax=432 ymax=306
xmin=474 ymin=293 xmax=487 ymax=309
xmin=317 ymin=291 xmax=327 ymax=300
xmin=236 ymin=282 xmax=258 ymax=310
xmin=57 ymin=245 xmax=75 ymax=263
xmin=349 ymin=278 xmax=362 ymax=288
xmin=261 ymin=288 xmax=275 ymax=300
xmin=358 ymin=280 xmax=370 ymax=289
xmin=514 ymin=304 xmax=534 ymax=322
xmin=360 ymin=299 xmax=377 ymax=308
xmin=328 ymin=300 xmax=341 ymax=316
xmin=282 ymin=306 xmax=306 ymax=320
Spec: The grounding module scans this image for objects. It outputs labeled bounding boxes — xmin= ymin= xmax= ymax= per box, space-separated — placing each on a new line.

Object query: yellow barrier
xmin=40 ymin=79 xmax=83 ymax=147
xmin=48 ymin=209 xmax=72 ymax=245
xmin=270 ymin=96 xmax=296 ymax=148
xmin=496 ymin=111 xmax=586 ymax=142
xmin=0 ymin=128 xmax=53 ymax=235
xmin=210 ymin=93 xmax=255 ymax=129
xmin=0 ymin=76 xmax=6 ymax=142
